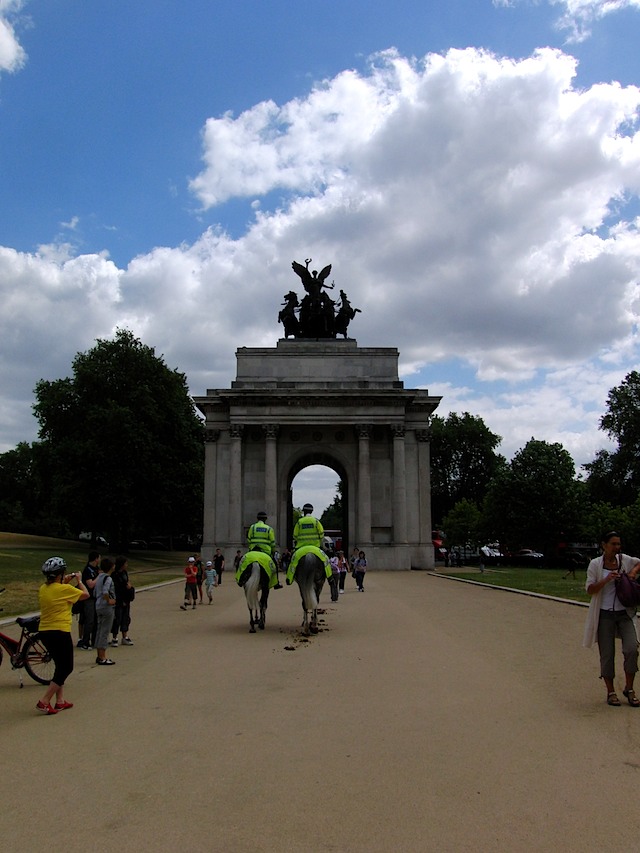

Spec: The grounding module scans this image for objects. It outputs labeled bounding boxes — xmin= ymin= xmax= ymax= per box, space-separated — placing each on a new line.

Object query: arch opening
xmin=287 ymin=455 xmax=348 ymax=554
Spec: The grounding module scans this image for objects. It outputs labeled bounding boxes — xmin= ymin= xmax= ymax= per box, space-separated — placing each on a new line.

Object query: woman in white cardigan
xmin=583 ymin=531 xmax=640 ymax=707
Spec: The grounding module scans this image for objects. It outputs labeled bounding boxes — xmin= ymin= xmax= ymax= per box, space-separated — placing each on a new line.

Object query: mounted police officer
xmin=246 ymin=511 xmax=282 ymax=589
xmin=287 ymin=503 xmax=334 ymax=594
xmin=292 ymin=503 xmax=324 ymax=549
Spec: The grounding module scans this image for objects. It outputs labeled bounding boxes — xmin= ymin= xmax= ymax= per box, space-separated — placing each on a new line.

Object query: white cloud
xmin=1 ymin=46 xmax=639 ymax=482
xmin=495 ymin=0 xmax=640 ymax=42
xmin=0 ymin=0 xmax=26 ymax=73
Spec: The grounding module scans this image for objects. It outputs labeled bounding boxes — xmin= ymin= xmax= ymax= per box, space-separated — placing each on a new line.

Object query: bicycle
xmin=0 ymin=589 xmax=53 ymax=686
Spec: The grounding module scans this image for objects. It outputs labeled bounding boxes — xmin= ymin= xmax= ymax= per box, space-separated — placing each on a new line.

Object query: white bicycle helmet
xmin=41 ymin=556 xmax=67 ymax=577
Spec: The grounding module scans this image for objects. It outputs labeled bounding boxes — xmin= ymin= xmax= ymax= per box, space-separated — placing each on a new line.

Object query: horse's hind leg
xmin=309 ymin=608 xmax=319 ymax=634
xmin=300 ymin=608 xmax=311 ymax=636
xmin=249 ymin=609 xmax=257 ymax=633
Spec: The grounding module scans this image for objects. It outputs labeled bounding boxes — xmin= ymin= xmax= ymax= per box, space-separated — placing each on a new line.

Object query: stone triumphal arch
xmin=194 ymin=339 xmax=441 ymax=570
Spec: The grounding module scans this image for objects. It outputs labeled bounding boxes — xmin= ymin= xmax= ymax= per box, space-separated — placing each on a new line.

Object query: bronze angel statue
xmin=290 ymin=259 xmax=336 ymax=338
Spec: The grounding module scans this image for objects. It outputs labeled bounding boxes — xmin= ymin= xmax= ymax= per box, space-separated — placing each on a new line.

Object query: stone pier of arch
xmin=194 ymin=339 xmax=441 ymax=570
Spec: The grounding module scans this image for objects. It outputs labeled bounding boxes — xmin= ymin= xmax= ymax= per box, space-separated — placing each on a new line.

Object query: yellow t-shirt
xmin=38 ymin=582 xmax=84 ymax=632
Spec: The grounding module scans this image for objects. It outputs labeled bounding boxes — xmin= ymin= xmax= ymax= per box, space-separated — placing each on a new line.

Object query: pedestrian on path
xmin=36 ymin=557 xmax=88 ymax=714
xmin=111 ymin=556 xmax=134 ymax=646
xmin=180 ymin=557 xmax=198 ymax=610
xmin=336 ymin=550 xmax=349 ymax=593
xmin=214 ymin=549 xmax=225 ymax=585
xmin=354 ymin=550 xmax=367 ymax=591
xmin=95 ymin=557 xmax=117 ymax=666
xmin=204 ymin=560 xmax=217 ymax=604
xmin=583 ymin=531 xmax=640 ymax=707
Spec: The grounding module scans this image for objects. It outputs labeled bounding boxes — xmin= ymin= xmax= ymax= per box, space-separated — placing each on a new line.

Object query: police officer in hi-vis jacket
xmin=246 ymin=511 xmax=281 ymax=588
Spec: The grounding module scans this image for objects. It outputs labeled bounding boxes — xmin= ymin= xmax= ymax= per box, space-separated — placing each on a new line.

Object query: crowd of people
xmin=180 ymin=549 xmax=224 ymax=609
xmin=32 ymin=525 xmax=640 ymax=717
xmin=35 ymin=549 xmax=135 ymax=715
xmin=33 ymin=512 xmax=372 ymax=715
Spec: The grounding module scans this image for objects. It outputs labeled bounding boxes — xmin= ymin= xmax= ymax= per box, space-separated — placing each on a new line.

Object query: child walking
xmin=204 ymin=560 xmax=217 ymax=604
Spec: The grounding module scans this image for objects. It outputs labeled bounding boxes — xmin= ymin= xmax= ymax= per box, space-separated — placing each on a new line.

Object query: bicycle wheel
xmin=22 ymin=635 xmax=53 ymax=685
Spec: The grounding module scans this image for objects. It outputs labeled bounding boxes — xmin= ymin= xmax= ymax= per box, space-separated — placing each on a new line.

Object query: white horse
xmin=242 ymin=561 xmax=271 ymax=633
xmin=294 ymin=551 xmax=338 ymax=635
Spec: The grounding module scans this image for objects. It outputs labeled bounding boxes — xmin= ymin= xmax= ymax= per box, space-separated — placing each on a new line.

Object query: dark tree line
xmin=0 ymin=329 xmax=204 ymax=548
xmin=430 ymin=371 xmax=640 ymax=557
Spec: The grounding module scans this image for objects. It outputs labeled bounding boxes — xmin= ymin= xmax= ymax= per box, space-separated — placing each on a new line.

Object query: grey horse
xmin=294 ymin=551 xmax=338 ymax=635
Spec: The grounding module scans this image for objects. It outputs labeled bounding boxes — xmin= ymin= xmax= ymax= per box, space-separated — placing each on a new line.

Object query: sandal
xmin=623 ymin=688 xmax=640 ymax=707
xmin=607 ymin=692 xmax=621 ymax=706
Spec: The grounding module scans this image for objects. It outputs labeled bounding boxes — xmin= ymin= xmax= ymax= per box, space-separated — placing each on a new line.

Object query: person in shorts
xmin=180 ymin=557 xmax=198 ymax=610
xmin=94 ymin=557 xmax=116 ymax=666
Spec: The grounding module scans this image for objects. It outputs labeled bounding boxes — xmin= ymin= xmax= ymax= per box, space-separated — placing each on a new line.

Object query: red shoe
xmin=54 ymin=701 xmax=74 ymax=711
xmin=36 ymin=700 xmax=58 ymax=715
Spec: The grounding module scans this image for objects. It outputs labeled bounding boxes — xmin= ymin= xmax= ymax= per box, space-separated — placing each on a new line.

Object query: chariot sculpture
xmin=278 ymin=259 xmax=361 ymax=339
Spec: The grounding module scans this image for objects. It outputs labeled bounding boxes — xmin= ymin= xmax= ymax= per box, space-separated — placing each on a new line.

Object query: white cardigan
xmin=583 ymin=553 xmax=639 ymax=648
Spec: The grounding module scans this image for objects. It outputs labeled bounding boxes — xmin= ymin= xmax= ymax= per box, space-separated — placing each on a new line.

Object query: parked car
xmin=78 ymin=532 xmax=109 ymax=548
xmin=559 ymin=549 xmax=589 ymax=569
xmin=480 ymin=545 xmax=502 ymax=558
xmin=513 ymin=548 xmax=544 ymax=566
xmin=128 ymin=540 xmax=148 ymax=550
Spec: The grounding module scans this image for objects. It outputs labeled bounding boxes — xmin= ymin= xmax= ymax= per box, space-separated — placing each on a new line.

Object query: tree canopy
xmin=584 ymin=370 xmax=640 ymax=506
xmin=482 ymin=439 xmax=584 ymax=551
xmin=32 ymin=329 xmax=204 ymax=547
xmin=320 ymin=480 xmax=344 ymax=530
xmin=429 ymin=412 xmax=504 ymax=525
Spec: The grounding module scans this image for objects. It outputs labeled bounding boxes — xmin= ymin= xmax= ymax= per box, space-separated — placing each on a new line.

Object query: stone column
xmin=263 ymin=424 xmax=278 ymax=525
xmin=416 ymin=428 xmax=433 ymax=565
xmin=229 ymin=424 xmax=244 ymax=543
xmin=202 ymin=428 xmax=220 ymax=555
xmin=391 ymin=424 xmax=408 ymax=543
xmin=356 ymin=424 xmax=372 ymax=546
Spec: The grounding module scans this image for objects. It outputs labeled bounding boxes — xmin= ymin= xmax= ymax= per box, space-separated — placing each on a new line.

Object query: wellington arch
xmin=194 ymin=337 xmax=442 ymax=570
xmin=195 ymin=260 xmax=441 ymax=570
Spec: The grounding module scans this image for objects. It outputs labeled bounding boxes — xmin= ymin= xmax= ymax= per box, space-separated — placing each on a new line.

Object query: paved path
xmin=1 ymin=572 xmax=639 ymax=852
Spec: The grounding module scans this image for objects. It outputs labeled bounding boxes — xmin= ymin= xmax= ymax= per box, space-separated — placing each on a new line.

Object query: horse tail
xmin=298 ymin=552 xmax=320 ymax=611
xmin=244 ymin=562 xmax=261 ymax=611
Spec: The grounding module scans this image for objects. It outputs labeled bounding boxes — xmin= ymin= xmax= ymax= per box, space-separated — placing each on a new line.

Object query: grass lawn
xmin=0 ymin=533 xmax=185 ymax=618
xmin=441 ymin=565 xmax=589 ymax=604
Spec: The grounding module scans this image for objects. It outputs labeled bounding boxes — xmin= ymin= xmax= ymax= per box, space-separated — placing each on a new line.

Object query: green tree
xmin=483 ymin=439 xmax=583 ymax=553
xmin=429 ymin=412 xmax=505 ymax=525
xmin=585 ymin=370 xmax=640 ymax=505
xmin=442 ymin=499 xmax=482 ymax=549
xmin=321 ymin=481 xmax=344 ymax=530
xmin=579 ymin=498 xmax=640 ymax=557
xmin=33 ymin=328 xmax=204 ymax=548
xmin=0 ymin=442 xmax=40 ymax=532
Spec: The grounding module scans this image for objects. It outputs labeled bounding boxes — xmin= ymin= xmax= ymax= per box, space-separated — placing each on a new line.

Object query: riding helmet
xmin=41 ymin=556 xmax=67 ymax=577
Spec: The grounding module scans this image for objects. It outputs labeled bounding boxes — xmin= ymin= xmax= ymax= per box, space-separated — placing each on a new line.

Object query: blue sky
xmin=1 ymin=0 xmax=639 ymax=514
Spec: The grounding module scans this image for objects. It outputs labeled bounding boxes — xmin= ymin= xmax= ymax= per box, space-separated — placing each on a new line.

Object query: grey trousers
xmin=597 ymin=609 xmax=639 ymax=680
